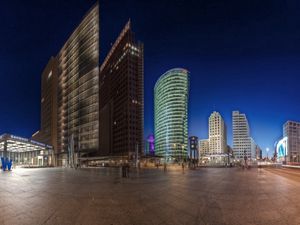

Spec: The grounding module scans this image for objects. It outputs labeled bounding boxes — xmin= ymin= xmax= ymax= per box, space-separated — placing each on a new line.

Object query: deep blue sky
xmin=1 ymin=0 xmax=300 ymax=156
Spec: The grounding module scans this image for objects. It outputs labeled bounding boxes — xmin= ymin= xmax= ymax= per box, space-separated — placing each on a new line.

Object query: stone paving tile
xmin=1 ymin=167 xmax=300 ymax=225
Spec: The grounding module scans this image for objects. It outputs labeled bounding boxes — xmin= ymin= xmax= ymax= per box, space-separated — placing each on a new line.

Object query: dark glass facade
xmin=99 ymin=21 xmax=144 ymax=157
xmin=33 ymin=4 xmax=144 ymax=164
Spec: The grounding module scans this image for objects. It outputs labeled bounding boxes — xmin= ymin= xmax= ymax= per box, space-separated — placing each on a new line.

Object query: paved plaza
xmin=1 ymin=166 xmax=300 ymax=225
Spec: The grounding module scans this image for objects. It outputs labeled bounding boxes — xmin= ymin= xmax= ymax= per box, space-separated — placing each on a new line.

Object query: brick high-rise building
xmin=99 ymin=21 xmax=144 ymax=157
xmin=32 ymin=57 xmax=58 ymax=156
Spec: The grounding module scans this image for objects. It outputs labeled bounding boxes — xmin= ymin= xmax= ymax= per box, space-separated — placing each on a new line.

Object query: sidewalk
xmin=282 ymin=165 xmax=300 ymax=169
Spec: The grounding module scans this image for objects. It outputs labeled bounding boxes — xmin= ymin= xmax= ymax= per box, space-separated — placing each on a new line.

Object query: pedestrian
xmin=163 ymin=162 xmax=167 ymax=172
xmin=126 ymin=163 xmax=130 ymax=177
xmin=182 ymin=162 xmax=185 ymax=171
xmin=122 ymin=163 xmax=126 ymax=177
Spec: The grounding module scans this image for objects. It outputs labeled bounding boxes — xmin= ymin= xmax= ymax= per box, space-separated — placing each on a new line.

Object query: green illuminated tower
xmin=154 ymin=68 xmax=189 ymax=161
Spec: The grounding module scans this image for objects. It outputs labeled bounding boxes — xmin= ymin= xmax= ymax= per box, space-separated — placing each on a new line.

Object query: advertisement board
xmin=276 ymin=137 xmax=288 ymax=159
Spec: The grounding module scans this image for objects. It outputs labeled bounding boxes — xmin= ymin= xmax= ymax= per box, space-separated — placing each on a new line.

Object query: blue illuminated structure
xmin=276 ymin=137 xmax=288 ymax=162
xmin=1 ymin=157 xmax=12 ymax=171
xmin=146 ymin=134 xmax=155 ymax=156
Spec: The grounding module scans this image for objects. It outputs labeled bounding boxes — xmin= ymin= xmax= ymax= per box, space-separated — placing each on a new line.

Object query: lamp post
xmin=182 ymin=145 xmax=184 ymax=163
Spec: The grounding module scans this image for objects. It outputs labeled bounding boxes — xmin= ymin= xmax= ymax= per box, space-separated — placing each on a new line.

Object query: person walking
xmin=126 ymin=163 xmax=130 ymax=178
xmin=122 ymin=163 xmax=126 ymax=178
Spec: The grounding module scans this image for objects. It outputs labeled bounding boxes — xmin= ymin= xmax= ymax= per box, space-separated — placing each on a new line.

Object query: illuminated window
xmin=48 ymin=70 xmax=52 ymax=79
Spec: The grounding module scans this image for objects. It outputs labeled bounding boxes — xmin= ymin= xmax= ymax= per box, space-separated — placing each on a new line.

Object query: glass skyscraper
xmin=154 ymin=68 xmax=189 ymax=161
xmin=57 ymin=4 xmax=99 ymax=164
xmin=33 ymin=3 xmax=99 ymax=166
xmin=33 ymin=3 xmax=144 ymax=165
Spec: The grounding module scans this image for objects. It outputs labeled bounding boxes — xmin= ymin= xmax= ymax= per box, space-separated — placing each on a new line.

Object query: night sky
xmin=1 ymin=0 xmax=300 ymax=156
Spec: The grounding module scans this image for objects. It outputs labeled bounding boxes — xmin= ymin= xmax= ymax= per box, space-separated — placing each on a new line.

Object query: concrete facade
xmin=232 ymin=111 xmax=256 ymax=161
xmin=209 ymin=111 xmax=227 ymax=154
xmin=283 ymin=121 xmax=300 ymax=163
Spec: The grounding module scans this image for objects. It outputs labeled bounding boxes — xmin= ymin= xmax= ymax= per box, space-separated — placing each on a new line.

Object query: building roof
xmin=0 ymin=134 xmax=52 ymax=153
xmin=154 ymin=68 xmax=189 ymax=90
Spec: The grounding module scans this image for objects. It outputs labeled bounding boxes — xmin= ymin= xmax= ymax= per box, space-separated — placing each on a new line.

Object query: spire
xmin=100 ymin=20 xmax=132 ymax=71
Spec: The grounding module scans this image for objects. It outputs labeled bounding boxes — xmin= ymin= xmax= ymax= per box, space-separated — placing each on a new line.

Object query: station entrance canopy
xmin=0 ymin=134 xmax=53 ymax=167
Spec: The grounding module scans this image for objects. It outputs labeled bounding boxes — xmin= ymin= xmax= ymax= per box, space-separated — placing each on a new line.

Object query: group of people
xmin=121 ymin=162 xmax=130 ymax=178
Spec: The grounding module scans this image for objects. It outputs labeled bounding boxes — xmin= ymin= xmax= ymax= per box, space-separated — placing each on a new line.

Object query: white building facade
xmin=283 ymin=121 xmax=300 ymax=163
xmin=208 ymin=111 xmax=227 ymax=154
xmin=198 ymin=139 xmax=209 ymax=156
xmin=232 ymin=111 xmax=256 ymax=161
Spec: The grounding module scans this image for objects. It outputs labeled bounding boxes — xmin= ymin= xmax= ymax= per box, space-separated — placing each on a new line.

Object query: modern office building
xmin=208 ymin=111 xmax=227 ymax=154
xmin=250 ymin=137 xmax=257 ymax=159
xmin=56 ymin=3 xmax=99 ymax=165
xmin=281 ymin=121 xmax=300 ymax=163
xmin=232 ymin=111 xmax=256 ymax=161
xmin=33 ymin=3 xmax=99 ymax=166
xmin=32 ymin=57 xmax=58 ymax=157
xmin=33 ymin=3 xmax=145 ymax=165
xmin=198 ymin=112 xmax=228 ymax=166
xmin=255 ymin=144 xmax=262 ymax=160
xmin=154 ymin=68 xmax=189 ymax=161
xmin=198 ymin=139 xmax=209 ymax=156
xmin=0 ymin=134 xmax=53 ymax=167
xmin=189 ymin=136 xmax=198 ymax=160
xmin=99 ymin=21 xmax=144 ymax=157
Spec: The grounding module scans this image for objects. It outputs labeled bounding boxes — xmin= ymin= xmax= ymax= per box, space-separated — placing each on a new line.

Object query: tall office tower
xmin=199 ymin=139 xmax=209 ymax=156
xmin=208 ymin=111 xmax=227 ymax=154
xmin=232 ymin=111 xmax=254 ymax=160
xmin=255 ymin=144 xmax=262 ymax=160
xmin=283 ymin=121 xmax=300 ymax=163
xmin=154 ymin=68 xmax=189 ymax=161
xmin=56 ymin=4 xmax=99 ymax=164
xmin=250 ymin=137 xmax=256 ymax=159
xmin=99 ymin=21 xmax=144 ymax=157
xmin=32 ymin=57 xmax=58 ymax=154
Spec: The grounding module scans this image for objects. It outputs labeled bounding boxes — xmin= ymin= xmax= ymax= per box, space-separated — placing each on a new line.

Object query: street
xmin=0 ymin=167 xmax=300 ymax=225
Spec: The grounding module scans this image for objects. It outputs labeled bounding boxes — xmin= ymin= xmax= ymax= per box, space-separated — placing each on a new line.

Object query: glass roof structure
xmin=0 ymin=134 xmax=52 ymax=153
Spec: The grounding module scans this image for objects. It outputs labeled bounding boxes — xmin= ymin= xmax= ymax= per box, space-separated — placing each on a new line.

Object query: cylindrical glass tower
xmin=154 ymin=68 xmax=189 ymax=161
